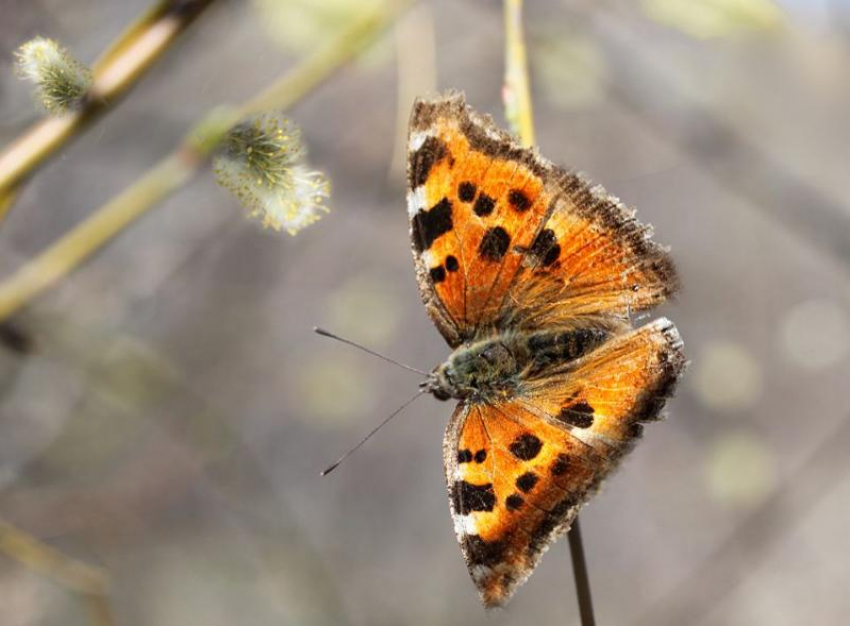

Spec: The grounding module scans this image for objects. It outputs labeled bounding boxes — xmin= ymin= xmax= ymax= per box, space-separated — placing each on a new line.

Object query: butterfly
xmin=407 ymin=92 xmax=685 ymax=607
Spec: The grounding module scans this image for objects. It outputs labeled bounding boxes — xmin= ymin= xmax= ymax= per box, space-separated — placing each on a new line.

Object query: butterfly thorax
xmin=424 ymin=328 xmax=610 ymax=403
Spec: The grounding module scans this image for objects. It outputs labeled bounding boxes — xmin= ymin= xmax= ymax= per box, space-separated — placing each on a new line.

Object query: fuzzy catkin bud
xmin=213 ymin=112 xmax=330 ymax=235
xmin=14 ymin=37 xmax=93 ymax=114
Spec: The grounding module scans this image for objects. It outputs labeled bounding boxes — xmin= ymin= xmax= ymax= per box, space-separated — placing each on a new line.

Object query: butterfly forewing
xmin=503 ymin=186 xmax=678 ymax=330
xmin=408 ymin=93 xmax=678 ymax=342
xmin=408 ymin=94 xmax=553 ymax=344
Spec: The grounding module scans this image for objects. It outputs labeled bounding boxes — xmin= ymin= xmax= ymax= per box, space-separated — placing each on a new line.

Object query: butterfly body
xmin=426 ymin=327 xmax=612 ymax=403
xmin=405 ymin=92 xmax=686 ymax=607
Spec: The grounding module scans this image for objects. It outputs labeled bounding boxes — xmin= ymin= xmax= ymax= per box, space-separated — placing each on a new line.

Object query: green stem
xmin=0 ymin=2 xmax=410 ymax=323
xmin=503 ymin=0 xmax=536 ymax=146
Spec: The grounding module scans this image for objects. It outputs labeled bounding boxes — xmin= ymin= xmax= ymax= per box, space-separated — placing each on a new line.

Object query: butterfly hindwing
xmin=445 ymin=402 xmax=598 ymax=608
xmin=443 ymin=319 xmax=685 ymax=607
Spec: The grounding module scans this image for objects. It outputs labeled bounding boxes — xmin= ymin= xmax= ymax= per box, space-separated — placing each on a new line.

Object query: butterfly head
xmin=420 ymin=365 xmax=454 ymax=401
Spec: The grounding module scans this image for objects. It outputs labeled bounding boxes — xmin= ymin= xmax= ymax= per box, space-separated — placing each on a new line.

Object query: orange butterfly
xmin=408 ymin=92 xmax=685 ymax=607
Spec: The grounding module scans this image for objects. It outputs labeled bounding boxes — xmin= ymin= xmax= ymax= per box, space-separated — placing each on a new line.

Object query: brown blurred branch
xmin=0 ymin=0 xmax=218 ymax=222
xmin=0 ymin=518 xmax=115 ymax=625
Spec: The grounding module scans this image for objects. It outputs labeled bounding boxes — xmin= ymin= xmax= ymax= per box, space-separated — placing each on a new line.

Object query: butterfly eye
xmin=432 ymin=387 xmax=451 ymax=401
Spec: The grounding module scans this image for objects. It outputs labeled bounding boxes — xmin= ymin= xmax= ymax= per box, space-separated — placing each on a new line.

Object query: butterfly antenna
xmin=313 ymin=327 xmax=428 ymax=376
xmin=320 ymin=389 xmax=427 ymax=476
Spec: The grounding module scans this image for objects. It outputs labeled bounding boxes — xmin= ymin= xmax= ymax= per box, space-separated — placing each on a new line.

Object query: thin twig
xmin=0 ymin=1 xmax=410 ymax=324
xmin=503 ymin=0 xmax=535 ymax=146
xmin=503 ymin=2 xmax=595 ymax=623
xmin=389 ymin=3 xmax=437 ymax=181
xmin=0 ymin=518 xmax=116 ymax=625
xmin=0 ymin=150 xmax=203 ymax=322
xmin=568 ymin=518 xmax=597 ymax=626
xmin=0 ymin=0 xmax=219 ymax=219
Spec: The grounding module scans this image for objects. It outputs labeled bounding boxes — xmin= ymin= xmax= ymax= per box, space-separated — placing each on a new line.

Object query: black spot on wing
xmin=458 ymin=181 xmax=477 ymax=202
xmin=529 ymin=228 xmax=560 ymax=267
xmin=528 ymin=494 xmax=579 ymax=556
xmin=445 ymin=255 xmax=459 ymax=272
xmin=478 ymin=226 xmax=511 ymax=261
xmin=458 ymin=449 xmax=473 ymax=464
xmin=632 ymin=338 xmax=686 ymax=423
xmin=409 ymin=136 xmax=448 ymax=188
xmin=412 ymin=197 xmax=453 ymax=253
xmin=516 ymin=472 xmax=539 ymax=493
xmin=474 ymin=449 xmax=487 ymax=463
xmin=559 ymin=401 xmax=595 ymax=429
xmin=551 ymin=453 xmax=570 ymax=477
xmin=452 ymin=481 xmax=497 ymax=514
xmin=473 ymin=193 xmax=495 ymax=217
xmin=508 ymin=189 xmax=531 ymax=212
xmin=463 ymin=534 xmax=506 ymax=567
xmin=430 ymin=266 xmax=446 ymax=283
xmin=505 ymin=494 xmax=524 ymax=511
xmin=509 ymin=433 xmax=542 ymax=460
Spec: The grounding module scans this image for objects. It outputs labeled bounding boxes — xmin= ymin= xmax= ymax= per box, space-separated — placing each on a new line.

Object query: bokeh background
xmin=2 ymin=0 xmax=850 ymax=624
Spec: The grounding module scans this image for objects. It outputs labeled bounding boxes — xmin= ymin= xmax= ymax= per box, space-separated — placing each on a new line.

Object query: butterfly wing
xmin=443 ymin=319 xmax=685 ymax=607
xmin=407 ymin=92 xmax=677 ymax=346
xmin=408 ymin=93 xmax=553 ymax=346
xmin=502 ymin=180 xmax=678 ymax=331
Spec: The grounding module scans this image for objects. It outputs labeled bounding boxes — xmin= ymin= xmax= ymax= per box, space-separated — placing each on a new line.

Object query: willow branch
xmin=0 ymin=0 xmax=218 ymax=219
xmin=0 ymin=2 xmax=410 ymax=323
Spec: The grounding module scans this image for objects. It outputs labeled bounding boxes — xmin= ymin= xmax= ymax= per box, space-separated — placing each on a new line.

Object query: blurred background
xmin=1 ymin=0 xmax=849 ymax=624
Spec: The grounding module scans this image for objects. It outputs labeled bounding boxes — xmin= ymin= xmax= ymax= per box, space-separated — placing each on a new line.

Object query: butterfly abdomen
xmin=523 ymin=328 xmax=610 ymax=376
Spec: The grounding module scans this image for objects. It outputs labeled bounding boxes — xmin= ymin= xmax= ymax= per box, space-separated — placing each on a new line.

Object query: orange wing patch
xmin=520 ymin=318 xmax=685 ymax=446
xmin=443 ymin=319 xmax=684 ymax=607
xmin=445 ymin=403 xmax=598 ymax=608
xmin=505 ymin=186 xmax=677 ymax=330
